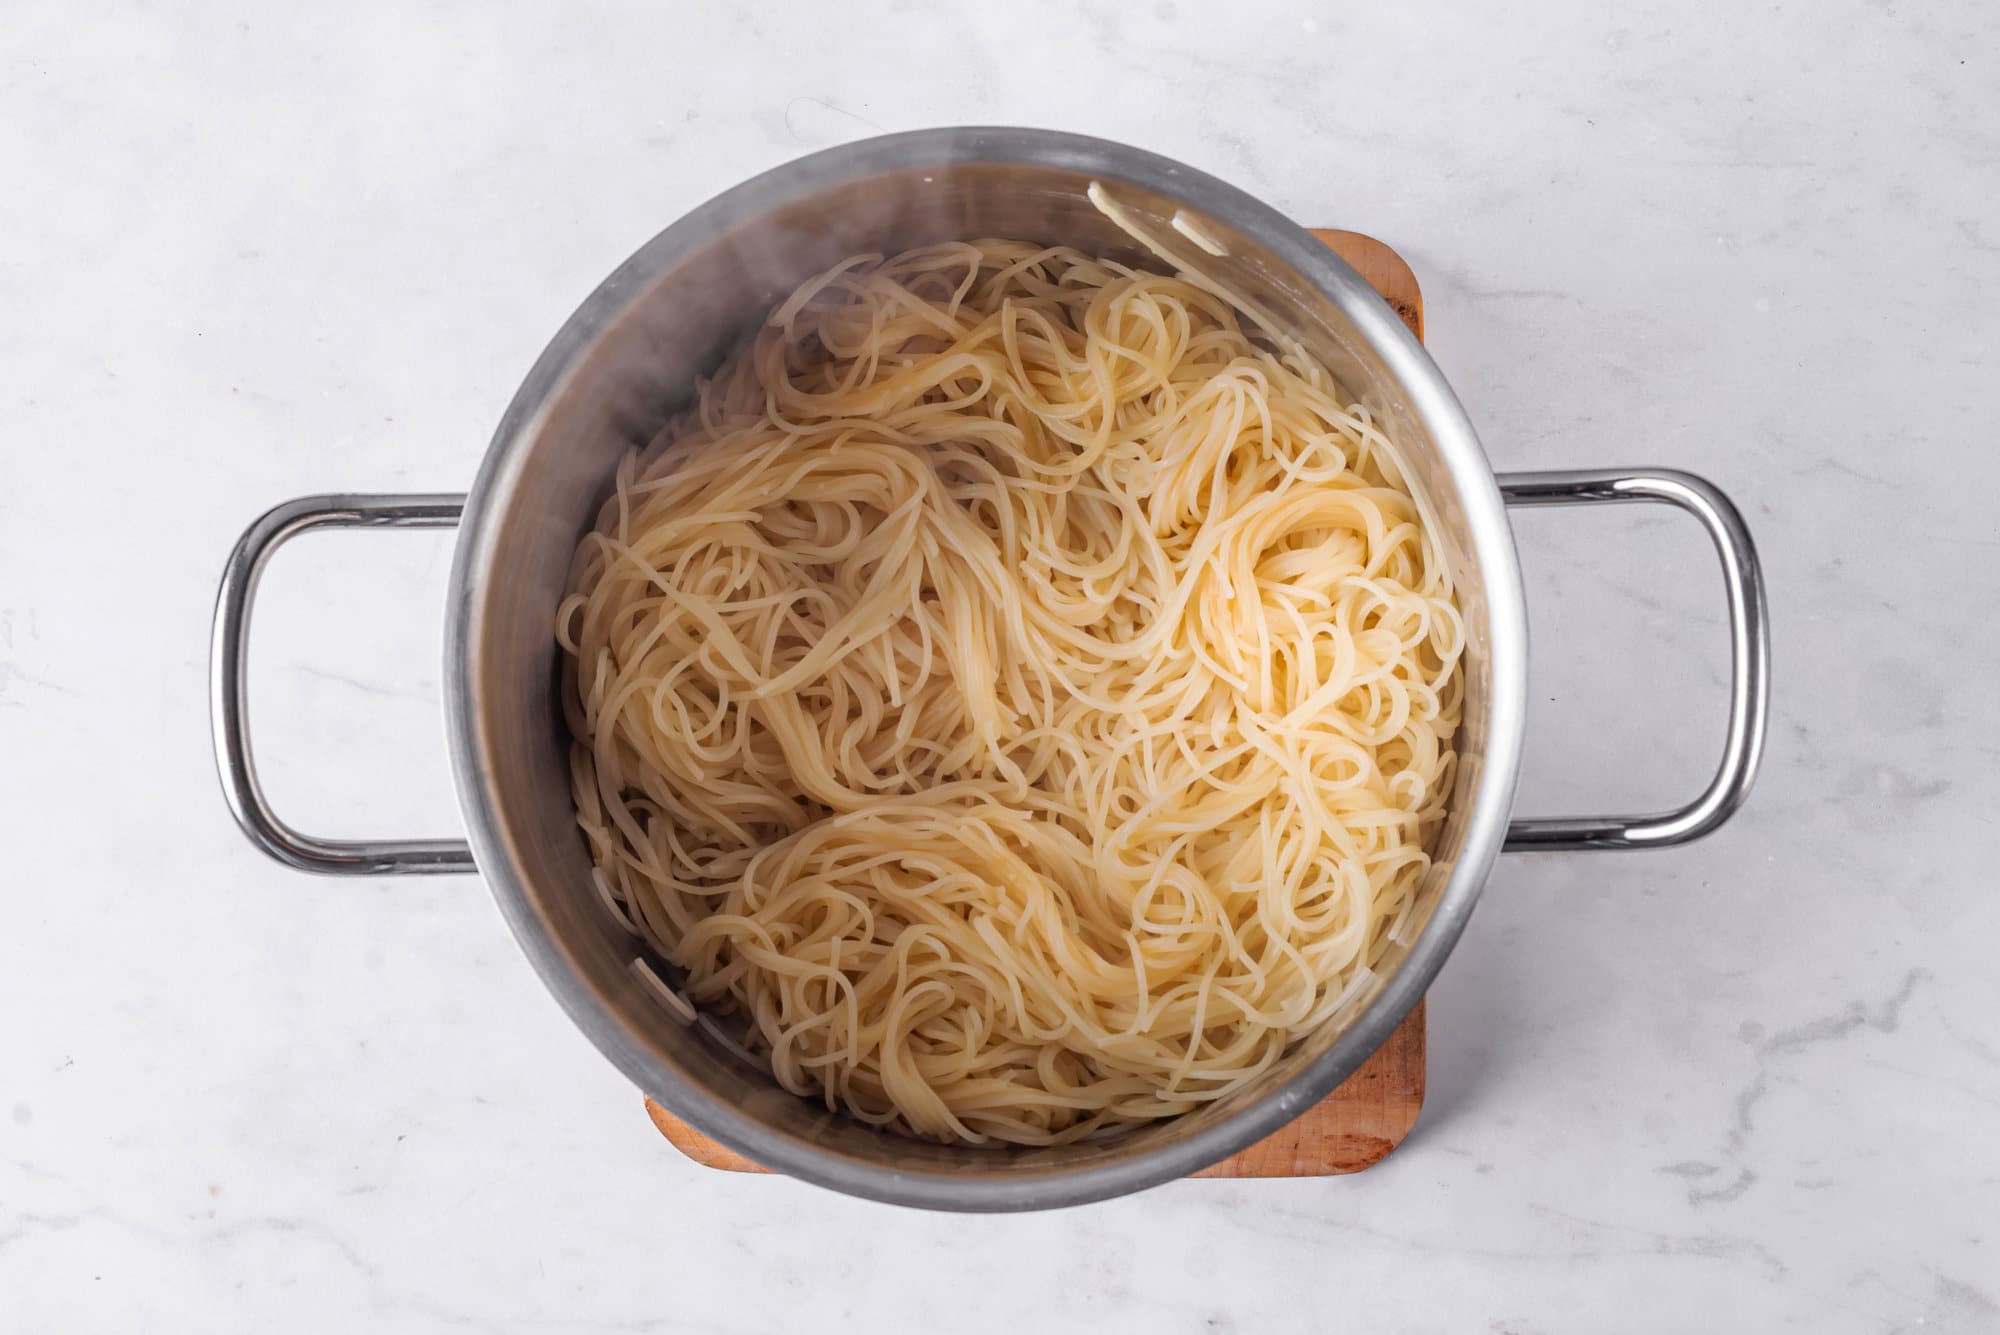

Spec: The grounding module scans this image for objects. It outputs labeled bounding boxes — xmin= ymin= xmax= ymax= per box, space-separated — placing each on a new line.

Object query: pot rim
xmin=443 ymin=126 xmax=1528 ymax=1210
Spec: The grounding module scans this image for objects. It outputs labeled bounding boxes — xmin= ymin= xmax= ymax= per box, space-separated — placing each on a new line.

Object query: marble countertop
xmin=4 ymin=1 xmax=1997 ymax=1330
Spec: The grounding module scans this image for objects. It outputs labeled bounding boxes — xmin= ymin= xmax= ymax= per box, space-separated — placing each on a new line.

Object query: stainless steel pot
xmin=210 ymin=128 xmax=1769 ymax=1210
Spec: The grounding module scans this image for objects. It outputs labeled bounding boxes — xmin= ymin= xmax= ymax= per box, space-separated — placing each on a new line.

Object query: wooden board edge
xmin=1312 ymin=228 xmax=1424 ymax=341
xmin=645 ymin=1097 xmax=767 ymax=1173
xmin=1191 ymin=1000 xmax=1428 ymax=1178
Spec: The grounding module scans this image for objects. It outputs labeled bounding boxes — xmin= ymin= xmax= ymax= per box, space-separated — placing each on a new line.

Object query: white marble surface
xmin=4 ymin=1 xmax=1998 ymax=1330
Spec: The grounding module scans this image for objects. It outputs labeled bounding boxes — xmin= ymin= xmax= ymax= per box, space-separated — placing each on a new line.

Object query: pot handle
xmin=1497 ymin=468 xmax=1770 ymax=851
xmin=211 ymin=493 xmax=478 ymax=875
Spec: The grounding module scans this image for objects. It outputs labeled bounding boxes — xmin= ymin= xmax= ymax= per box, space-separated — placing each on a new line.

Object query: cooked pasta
xmin=556 ymin=218 xmax=1462 ymax=1146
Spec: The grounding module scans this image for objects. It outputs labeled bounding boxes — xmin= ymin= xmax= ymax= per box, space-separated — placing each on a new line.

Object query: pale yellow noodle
xmin=557 ymin=236 xmax=1463 ymax=1146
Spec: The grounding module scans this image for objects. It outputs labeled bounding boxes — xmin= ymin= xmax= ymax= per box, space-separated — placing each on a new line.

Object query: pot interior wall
xmin=455 ymin=148 xmax=1497 ymax=1178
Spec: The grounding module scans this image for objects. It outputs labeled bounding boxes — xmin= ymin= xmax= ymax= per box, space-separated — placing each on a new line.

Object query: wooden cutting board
xmin=644 ymin=229 xmax=1429 ymax=1178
